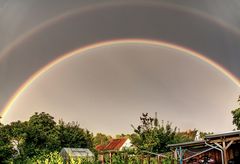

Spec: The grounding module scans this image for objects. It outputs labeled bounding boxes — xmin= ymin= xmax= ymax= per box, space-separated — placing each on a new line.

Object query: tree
xmin=1 ymin=112 xmax=110 ymax=162
xmin=131 ymin=113 xmax=178 ymax=153
xmin=115 ymin=133 xmax=132 ymax=139
xmin=4 ymin=121 xmax=28 ymax=159
xmin=58 ymin=120 xmax=94 ymax=149
xmin=174 ymin=130 xmax=194 ymax=144
xmin=0 ymin=112 xmax=94 ymax=162
xmin=0 ymin=116 xmax=3 ymax=128
xmin=93 ymin=133 xmax=112 ymax=146
xmin=231 ymin=96 xmax=240 ymax=129
xmin=22 ymin=112 xmax=60 ymax=158
xmin=0 ymin=123 xmax=15 ymax=163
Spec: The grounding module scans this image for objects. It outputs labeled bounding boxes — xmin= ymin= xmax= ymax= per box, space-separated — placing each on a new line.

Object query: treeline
xmin=0 ymin=112 xmax=198 ymax=163
xmin=0 ymin=112 xmax=93 ymax=163
xmin=1 ymin=98 xmax=240 ymax=164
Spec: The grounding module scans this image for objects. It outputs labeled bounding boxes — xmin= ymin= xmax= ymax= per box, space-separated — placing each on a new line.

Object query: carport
xmin=168 ymin=130 xmax=240 ymax=164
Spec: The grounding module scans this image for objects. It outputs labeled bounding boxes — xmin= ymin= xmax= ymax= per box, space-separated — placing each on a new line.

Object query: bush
xmin=11 ymin=152 xmax=95 ymax=164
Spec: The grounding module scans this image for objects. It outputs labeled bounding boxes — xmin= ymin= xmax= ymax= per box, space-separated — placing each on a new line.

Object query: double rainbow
xmin=2 ymin=39 xmax=240 ymax=121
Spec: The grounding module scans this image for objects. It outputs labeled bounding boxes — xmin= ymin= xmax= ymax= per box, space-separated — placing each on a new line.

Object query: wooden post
xmin=223 ymin=140 xmax=234 ymax=164
xmin=109 ymin=152 xmax=112 ymax=164
xmin=223 ymin=141 xmax=228 ymax=164
xmin=148 ymin=155 xmax=150 ymax=164
xmin=141 ymin=154 xmax=144 ymax=164
xmin=159 ymin=155 xmax=163 ymax=164
xmin=125 ymin=152 xmax=128 ymax=163
xmin=101 ymin=154 xmax=104 ymax=164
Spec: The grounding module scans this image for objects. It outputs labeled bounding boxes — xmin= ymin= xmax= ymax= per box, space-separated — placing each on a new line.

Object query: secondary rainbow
xmin=2 ymin=39 xmax=240 ymax=121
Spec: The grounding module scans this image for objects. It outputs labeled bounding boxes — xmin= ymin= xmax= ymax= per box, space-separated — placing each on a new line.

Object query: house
xmin=168 ymin=130 xmax=240 ymax=164
xmin=96 ymin=138 xmax=132 ymax=152
xmin=96 ymin=145 xmax=107 ymax=152
xmin=60 ymin=148 xmax=94 ymax=161
xmin=96 ymin=138 xmax=133 ymax=163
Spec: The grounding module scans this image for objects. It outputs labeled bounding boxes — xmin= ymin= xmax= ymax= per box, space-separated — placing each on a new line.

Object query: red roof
xmin=103 ymin=138 xmax=128 ymax=151
xmin=95 ymin=145 xmax=106 ymax=151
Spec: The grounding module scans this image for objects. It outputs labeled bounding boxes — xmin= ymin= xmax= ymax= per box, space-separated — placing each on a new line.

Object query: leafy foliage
xmin=93 ymin=133 xmax=112 ymax=146
xmin=0 ymin=124 xmax=15 ymax=163
xmin=11 ymin=151 xmax=95 ymax=164
xmin=27 ymin=151 xmax=64 ymax=164
xmin=231 ymin=96 xmax=240 ymax=130
xmin=23 ymin=112 xmax=60 ymax=157
xmin=58 ymin=120 xmax=93 ymax=149
xmin=1 ymin=112 xmax=94 ymax=163
xmin=0 ymin=111 xmax=216 ymax=163
xmin=131 ymin=113 xmax=193 ymax=153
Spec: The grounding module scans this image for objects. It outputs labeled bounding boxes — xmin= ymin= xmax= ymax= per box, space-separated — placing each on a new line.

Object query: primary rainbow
xmin=2 ymin=39 xmax=240 ymax=121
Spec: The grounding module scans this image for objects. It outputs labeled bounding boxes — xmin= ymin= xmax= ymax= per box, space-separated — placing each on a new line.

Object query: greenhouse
xmin=60 ymin=148 xmax=94 ymax=161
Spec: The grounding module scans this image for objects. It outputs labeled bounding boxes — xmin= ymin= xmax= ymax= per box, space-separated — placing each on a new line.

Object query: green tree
xmin=0 ymin=112 xmax=94 ymax=162
xmin=58 ymin=120 xmax=94 ymax=149
xmin=231 ymin=96 xmax=240 ymax=129
xmin=0 ymin=123 xmax=15 ymax=163
xmin=4 ymin=121 xmax=27 ymax=159
xmin=93 ymin=133 xmax=112 ymax=146
xmin=131 ymin=113 xmax=178 ymax=153
xmin=22 ymin=112 xmax=60 ymax=158
xmin=115 ymin=133 xmax=133 ymax=139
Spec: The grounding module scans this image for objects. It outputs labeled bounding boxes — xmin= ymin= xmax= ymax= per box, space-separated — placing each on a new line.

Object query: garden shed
xmin=60 ymin=148 xmax=94 ymax=161
xmin=96 ymin=138 xmax=133 ymax=163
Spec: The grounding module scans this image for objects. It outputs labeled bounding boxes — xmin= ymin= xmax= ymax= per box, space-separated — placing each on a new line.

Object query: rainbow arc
xmin=2 ymin=39 xmax=240 ymax=121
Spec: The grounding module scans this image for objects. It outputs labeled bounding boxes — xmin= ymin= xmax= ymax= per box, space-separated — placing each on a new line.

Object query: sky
xmin=1 ymin=42 xmax=240 ymax=134
xmin=0 ymin=0 xmax=240 ymax=135
xmin=3 ymin=42 xmax=240 ymax=135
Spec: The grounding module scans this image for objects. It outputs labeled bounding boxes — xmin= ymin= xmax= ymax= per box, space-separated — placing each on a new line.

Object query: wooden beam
xmin=183 ymin=147 xmax=214 ymax=161
xmin=209 ymin=136 xmax=240 ymax=143
xmin=225 ymin=140 xmax=234 ymax=150
xmin=214 ymin=142 xmax=223 ymax=149
xmin=222 ymin=140 xmax=226 ymax=149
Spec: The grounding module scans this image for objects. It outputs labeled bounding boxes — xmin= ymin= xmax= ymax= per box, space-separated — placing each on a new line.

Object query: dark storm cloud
xmin=0 ymin=0 xmax=240 ymax=115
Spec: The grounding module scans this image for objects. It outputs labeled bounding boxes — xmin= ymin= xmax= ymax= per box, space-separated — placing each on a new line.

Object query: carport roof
xmin=168 ymin=130 xmax=240 ymax=148
xmin=168 ymin=140 xmax=206 ymax=148
xmin=205 ymin=130 xmax=240 ymax=139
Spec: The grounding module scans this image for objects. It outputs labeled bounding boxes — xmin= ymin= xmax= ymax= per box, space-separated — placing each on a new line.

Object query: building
xmin=60 ymin=148 xmax=94 ymax=161
xmin=168 ymin=130 xmax=240 ymax=164
xmin=96 ymin=138 xmax=133 ymax=163
xmin=97 ymin=138 xmax=132 ymax=152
